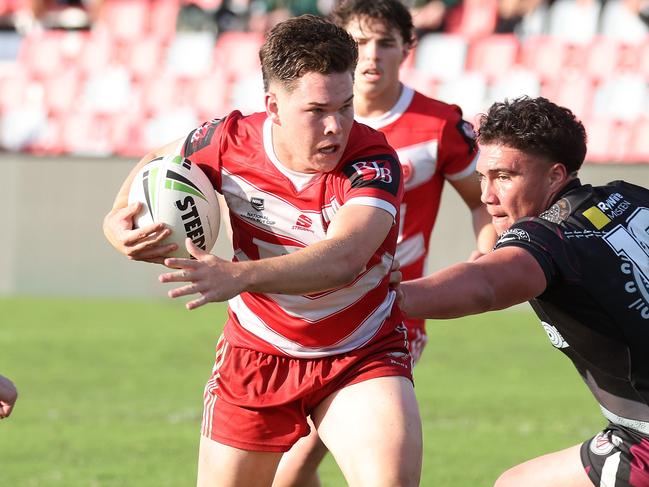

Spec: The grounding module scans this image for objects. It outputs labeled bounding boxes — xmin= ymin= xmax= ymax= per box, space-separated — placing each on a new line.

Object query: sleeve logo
xmin=343 ymin=154 xmax=401 ymax=196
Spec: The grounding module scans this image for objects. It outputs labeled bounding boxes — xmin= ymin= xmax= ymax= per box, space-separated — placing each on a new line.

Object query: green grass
xmin=0 ymin=298 xmax=603 ymax=486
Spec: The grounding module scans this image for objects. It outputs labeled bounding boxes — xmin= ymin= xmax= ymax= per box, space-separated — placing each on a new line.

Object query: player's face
xmin=345 ymin=16 xmax=408 ymax=104
xmin=477 ymin=144 xmax=562 ymax=236
xmin=266 ymin=71 xmax=355 ymax=173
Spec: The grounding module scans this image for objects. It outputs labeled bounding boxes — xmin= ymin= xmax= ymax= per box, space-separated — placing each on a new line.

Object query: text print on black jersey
xmin=343 ymin=154 xmax=401 ymax=197
xmin=603 ymin=207 xmax=649 ymax=319
xmin=184 ymin=118 xmax=224 ymax=157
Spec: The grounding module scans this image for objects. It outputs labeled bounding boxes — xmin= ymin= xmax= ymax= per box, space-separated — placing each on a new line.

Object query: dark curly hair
xmin=331 ymin=0 xmax=415 ymax=48
xmin=477 ymin=96 xmax=587 ymax=174
xmin=259 ymin=14 xmax=358 ymax=92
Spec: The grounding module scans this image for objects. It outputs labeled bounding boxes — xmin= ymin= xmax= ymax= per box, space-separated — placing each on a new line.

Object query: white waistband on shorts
xmin=601 ymin=405 xmax=649 ymax=435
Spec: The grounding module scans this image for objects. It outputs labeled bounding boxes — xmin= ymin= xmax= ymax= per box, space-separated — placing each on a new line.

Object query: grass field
xmin=0 ymin=297 xmax=604 ymax=486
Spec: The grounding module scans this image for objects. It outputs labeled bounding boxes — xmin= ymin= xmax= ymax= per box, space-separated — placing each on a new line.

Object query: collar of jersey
xmin=355 ymin=85 xmax=414 ymax=130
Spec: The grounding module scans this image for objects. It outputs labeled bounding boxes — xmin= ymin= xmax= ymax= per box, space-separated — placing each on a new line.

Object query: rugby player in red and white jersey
xmin=272 ymin=1 xmax=496 ymax=486
xmin=103 ymin=15 xmax=422 ymax=487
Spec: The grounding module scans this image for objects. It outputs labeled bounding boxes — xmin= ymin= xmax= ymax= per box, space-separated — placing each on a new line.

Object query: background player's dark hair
xmin=477 ymin=96 xmax=587 ymax=174
xmin=259 ymin=14 xmax=358 ymax=92
xmin=331 ymin=0 xmax=415 ymax=48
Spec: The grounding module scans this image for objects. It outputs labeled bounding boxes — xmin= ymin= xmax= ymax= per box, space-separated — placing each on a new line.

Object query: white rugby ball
xmin=128 ymin=154 xmax=220 ymax=258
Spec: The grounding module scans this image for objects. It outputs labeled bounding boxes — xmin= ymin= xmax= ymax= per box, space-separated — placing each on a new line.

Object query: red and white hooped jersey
xmin=356 ymin=86 xmax=479 ymax=283
xmin=181 ymin=111 xmax=404 ymax=358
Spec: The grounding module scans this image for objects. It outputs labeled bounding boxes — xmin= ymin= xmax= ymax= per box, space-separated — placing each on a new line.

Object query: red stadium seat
xmin=96 ymin=0 xmax=149 ymax=43
xmin=150 ymin=0 xmax=180 ymax=41
xmin=77 ymin=30 xmax=113 ymax=76
xmin=214 ymin=31 xmax=264 ymax=80
xmin=465 ymin=34 xmax=519 ymax=82
xmin=584 ymin=36 xmax=622 ymax=81
xmin=584 ymin=117 xmax=615 ymax=163
xmin=125 ymin=35 xmax=165 ymax=82
xmin=445 ymin=0 xmax=498 ymax=40
xmin=414 ymin=33 xmax=468 ymax=81
xmin=625 ymin=118 xmax=649 ymax=163
xmin=520 ymin=35 xmax=570 ymax=83
xmin=139 ymin=74 xmax=182 ymax=117
xmin=543 ymin=74 xmax=594 ymax=120
xmin=19 ymin=31 xmax=65 ymax=79
xmin=190 ymin=72 xmax=232 ymax=121
xmin=43 ymin=70 xmax=80 ymax=116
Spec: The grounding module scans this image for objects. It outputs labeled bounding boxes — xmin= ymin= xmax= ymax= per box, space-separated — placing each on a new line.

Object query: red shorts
xmin=201 ymin=325 xmax=412 ymax=452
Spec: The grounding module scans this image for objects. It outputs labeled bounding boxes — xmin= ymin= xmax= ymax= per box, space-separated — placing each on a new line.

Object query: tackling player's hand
xmin=160 ymin=239 xmax=246 ymax=310
xmin=467 ymin=250 xmax=486 ymax=262
xmin=0 ymin=375 xmax=18 ymax=419
xmin=389 ymin=259 xmax=404 ymax=307
xmin=103 ymin=202 xmax=177 ymax=264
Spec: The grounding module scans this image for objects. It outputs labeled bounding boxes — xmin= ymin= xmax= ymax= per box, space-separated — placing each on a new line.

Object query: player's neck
xmin=354 ymin=83 xmax=403 ymax=119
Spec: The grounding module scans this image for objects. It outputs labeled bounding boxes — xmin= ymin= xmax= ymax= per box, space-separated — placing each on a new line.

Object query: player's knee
xmin=493 ymin=468 xmax=517 ymax=487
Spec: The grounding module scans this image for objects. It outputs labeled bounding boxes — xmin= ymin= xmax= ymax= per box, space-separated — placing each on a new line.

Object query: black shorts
xmin=580 ymin=423 xmax=649 ymax=486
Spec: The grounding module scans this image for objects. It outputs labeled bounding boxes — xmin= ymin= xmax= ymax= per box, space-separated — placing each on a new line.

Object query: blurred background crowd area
xmin=0 ymin=0 xmax=647 ymax=163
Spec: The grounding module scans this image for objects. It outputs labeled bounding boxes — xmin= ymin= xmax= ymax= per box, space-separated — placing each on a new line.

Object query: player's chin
xmin=312 ymin=149 xmax=342 ymax=171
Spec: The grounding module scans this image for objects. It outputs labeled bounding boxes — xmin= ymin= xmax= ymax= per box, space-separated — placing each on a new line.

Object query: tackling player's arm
xmin=449 ymin=174 xmax=498 ymax=260
xmin=102 ymin=139 xmax=183 ymax=263
xmin=400 ymin=245 xmax=546 ymax=319
xmin=159 ymin=204 xmax=394 ymax=310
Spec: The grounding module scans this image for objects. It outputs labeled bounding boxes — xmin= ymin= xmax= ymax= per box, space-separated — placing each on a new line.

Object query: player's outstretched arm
xmin=0 ymin=375 xmax=18 ymax=419
xmin=103 ymin=139 xmax=182 ymax=264
xmin=400 ymin=246 xmax=546 ymax=319
xmin=160 ymin=204 xmax=395 ymax=310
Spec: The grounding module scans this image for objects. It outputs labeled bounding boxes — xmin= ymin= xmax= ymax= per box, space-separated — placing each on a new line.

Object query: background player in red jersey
xmin=272 ymin=1 xmax=496 ymax=485
xmin=400 ymin=96 xmax=649 ymax=487
xmin=103 ymin=14 xmax=422 ymax=487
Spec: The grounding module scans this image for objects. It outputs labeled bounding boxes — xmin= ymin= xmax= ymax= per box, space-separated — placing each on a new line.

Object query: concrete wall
xmin=1 ymin=153 xmax=647 ymax=298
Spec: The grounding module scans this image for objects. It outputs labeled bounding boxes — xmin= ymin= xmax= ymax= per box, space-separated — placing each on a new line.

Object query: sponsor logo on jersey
xmin=343 ymin=154 xmax=401 ymax=196
xmin=184 ymin=118 xmax=223 ymax=157
xmin=583 ymin=206 xmax=611 ymax=230
xmin=250 ymin=197 xmax=264 ymax=211
xmin=497 ymin=228 xmax=531 ymax=245
xmin=541 ymin=321 xmax=569 ymax=348
xmin=540 ymin=198 xmax=571 ymax=224
xmin=292 ymin=214 xmax=314 ymax=232
xmin=589 ymin=431 xmax=623 ymax=456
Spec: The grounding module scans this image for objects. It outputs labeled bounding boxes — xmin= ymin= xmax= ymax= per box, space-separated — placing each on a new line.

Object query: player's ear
xmin=548 ymin=162 xmax=568 ymax=191
xmin=265 ymin=92 xmax=280 ymax=125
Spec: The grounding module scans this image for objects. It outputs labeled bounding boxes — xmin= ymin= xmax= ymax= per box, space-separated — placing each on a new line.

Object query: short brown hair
xmin=331 ymin=0 xmax=415 ymax=47
xmin=478 ymin=96 xmax=587 ymax=174
xmin=259 ymin=14 xmax=358 ymax=92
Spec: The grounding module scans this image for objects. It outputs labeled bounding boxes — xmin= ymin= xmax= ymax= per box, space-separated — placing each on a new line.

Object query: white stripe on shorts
xmin=600 ymin=451 xmax=621 ymax=487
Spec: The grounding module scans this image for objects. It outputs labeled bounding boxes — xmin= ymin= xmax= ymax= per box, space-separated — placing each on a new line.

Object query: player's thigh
xmin=197 ymin=435 xmax=283 ymax=487
xmin=313 ymin=375 xmax=422 ymax=487
xmin=494 ymin=444 xmax=593 ymax=487
xmin=273 ymin=421 xmax=327 ymax=487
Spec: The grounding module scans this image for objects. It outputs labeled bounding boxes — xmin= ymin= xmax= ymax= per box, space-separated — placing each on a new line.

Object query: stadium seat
xmin=214 ymin=31 xmax=265 ymax=81
xmin=229 ymin=73 xmax=265 ymax=115
xmin=625 ymin=118 xmax=649 ymax=163
xmin=436 ymin=72 xmax=488 ymax=120
xmin=398 ymin=67 xmax=437 ymax=98
xmin=150 ymin=0 xmax=180 ymax=41
xmin=487 ymin=68 xmax=541 ymax=106
xmin=543 ymin=74 xmax=594 ymax=120
xmin=43 ymin=70 xmax=80 ymax=116
xmin=96 ymin=0 xmax=149 ymax=43
xmin=444 ymin=0 xmax=498 ymax=40
xmin=0 ymin=67 xmax=30 ymax=112
xmin=77 ymin=30 xmax=113 ymax=76
xmin=414 ymin=34 xmax=468 ymax=81
xmin=520 ymin=36 xmax=571 ymax=83
xmin=139 ymin=74 xmax=182 ymax=117
xmin=0 ymin=106 xmax=48 ymax=152
xmin=599 ymin=0 xmax=649 ymax=43
xmin=124 ymin=35 xmax=165 ymax=82
xmin=583 ymin=117 xmax=615 ymax=163
xmin=548 ymin=0 xmax=600 ymax=44
xmin=191 ymin=72 xmax=232 ymax=121
xmin=81 ymin=65 xmax=134 ymax=115
xmin=465 ymin=34 xmax=519 ymax=82
xmin=19 ymin=31 xmax=65 ymax=79
xmin=636 ymin=40 xmax=649 ymax=79
xmin=583 ymin=36 xmax=623 ymax=81
xmin=110 ymin=113 xmax=147 ymax=157
xmin=142 ymin=107 xmax=199 ymax=150
xmin=592 ymin=75 xmax=648 ymax=122
xmin=166 ymin=32 xmax=216 ymax=77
